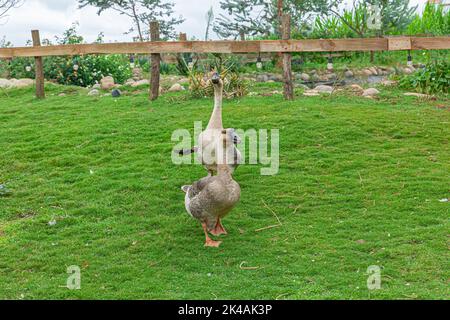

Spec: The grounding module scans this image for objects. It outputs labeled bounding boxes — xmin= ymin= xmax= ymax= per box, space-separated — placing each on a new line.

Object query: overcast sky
xmin=0 ymin=0 xmax=429 ymax=46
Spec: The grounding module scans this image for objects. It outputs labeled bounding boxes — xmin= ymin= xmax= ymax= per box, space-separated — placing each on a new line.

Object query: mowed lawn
xmin=0 ymin=84 xmax=448 ymax=299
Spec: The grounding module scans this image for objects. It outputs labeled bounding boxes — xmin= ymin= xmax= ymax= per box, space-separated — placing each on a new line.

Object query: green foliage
xmin=78 ymin=0 xmax=184 ymax=40
xmin=3 ymin=55 xmax=132 ymax=87
xmin=399 ymin=60 xmax=450 ymax=94
xmin=363 ymin=0 xmax=416 ymax=35
xmin=407 ymin=3 xmax=450 ymax=36
xmin=214 ymin=0 xmax=338 ymax=39
xmin=187 ymin=56 xmax=248 ymax=98
xmin=0 ymin=24 xmax=132 ymax=87
xmin=176 ymin=54 xmax=195 ymax=76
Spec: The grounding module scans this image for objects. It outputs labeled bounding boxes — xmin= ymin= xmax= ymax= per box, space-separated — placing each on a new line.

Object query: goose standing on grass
xmin=179 ymin=72 xmax=242 ymax=176
xmin=182 ymin=129 xmax=241 ymax=247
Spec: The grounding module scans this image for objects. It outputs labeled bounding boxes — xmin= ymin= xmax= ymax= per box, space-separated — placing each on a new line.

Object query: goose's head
xmin=227 ymin=128 xmax=241 ymax=145
xmin=221 ymin=129 xmax=239 ymax=147
xmin=211 ymin=72 xmax=223 ymax=88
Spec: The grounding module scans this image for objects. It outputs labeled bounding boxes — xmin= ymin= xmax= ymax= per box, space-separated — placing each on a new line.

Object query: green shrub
xmin=2 ymin=55 xmax=132 ymax=87
xmin=0 ymin=23 xmax=132 ymax=87
xmin=51 ymin=54 xmax=132 ymax=87
xmin=188 ymin=56 xmax=248 ymax=99
xmin=399 ymin=60 xmax=449 ymax=94
xmin=188 ymin=70 xmax=248 ymax=99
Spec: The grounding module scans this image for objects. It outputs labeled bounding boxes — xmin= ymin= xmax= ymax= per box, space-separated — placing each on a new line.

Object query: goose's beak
xmin=211 ymin=72 xmax=221 ymax=85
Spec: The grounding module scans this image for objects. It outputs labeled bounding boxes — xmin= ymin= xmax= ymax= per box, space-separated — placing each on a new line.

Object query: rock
xmin=58 ymin=93 xmax=66 ymax=97
xmin=125 ymin=78 xmax=136 ymax=86
xmin=362 ymin=88 xmax=380 ymax=97
xmin=269 ymin=74 xmax=283 ymax=82
xmin=132 ymin=67 xmax=143 ymax=80
xmin=380 ymin=80 xmax=397 ymax=87
xmin=10 ymin=78 xmax=34 ymax=88
xmin=362 ymin=69 xmax=373 ymax=77
xmin=256 ymin=74 xmax=269 ymax=82
xmin=111 ymin=89 xmax=121 ymax=97
xmin=131 ymin=79 xmax=149 ymax=87
xmin=368 ymin=67 xmax=378 ymax=75
xmin=314 ymin=85 xmax=334 ymax=94
xmin=100 ymin=76 xmax=115 ymax=90
xmin=295 ymin=83 xmax=310 ymax=90
xmin=178 ymin=78 xmax=189 ymax=84
xmin=310 ymin=74 xmax=320 ymax=81
xmin=349 ymin=84 xmax=364 ymax=92
xmin=403 ymin=67 xmax=414 ymax=75
xmin=88 ymin=89 xmax=100 ymax=96
xmin=387 ymin=67 xmax=396 ymax=74
xmin=303 ymin=90 xmax=320 ymax=97
xmin=404 ymin=92 xmax=431 ymax=98
xmin=168 ymin=83 xmax=184 ymax=92
xmin=92 ymin=83 xmax=101 ymax=89
xmin=300 ymin=73 xmax=310 ymax=81
xmin=0 ymin=78 xmax=11 ymax=88
xmin=266 ymin=80 xmax=275 ymax=83
xmin=344 ymin=70 xmax=354 ymax=78
xmin=326 ymin=73 xmax=337 ymax=81
xmin=0 ymin=184 xmax=11 ymax=196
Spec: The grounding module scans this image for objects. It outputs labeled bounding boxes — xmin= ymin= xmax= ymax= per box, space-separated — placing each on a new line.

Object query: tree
xmin=205 ymin=6 xmax=214 ymax=40
xmin=0 ymin=0 xmax=23 ymax=23
xmin=213 ymin=0 xmax=339 ymax=39
xmin=364 ymin=0 xmax=417 ymax=35
xmin=78 ymin=0 xmax=185 ymax=41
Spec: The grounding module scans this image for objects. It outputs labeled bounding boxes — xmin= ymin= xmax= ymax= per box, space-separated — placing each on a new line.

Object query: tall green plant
xmin=407 ymin=3 xmax=450 ymax=36
xmin=311 ymin=3 xmax=370 ymax=38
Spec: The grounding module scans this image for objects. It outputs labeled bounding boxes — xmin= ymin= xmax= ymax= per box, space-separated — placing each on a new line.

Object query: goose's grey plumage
xmin=182 ymin=130 xmax=241 ymax=247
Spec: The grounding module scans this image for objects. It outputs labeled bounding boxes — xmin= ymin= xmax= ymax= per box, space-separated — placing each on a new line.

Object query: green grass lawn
xmin=0 ymin=83 xmax=448 ymax=300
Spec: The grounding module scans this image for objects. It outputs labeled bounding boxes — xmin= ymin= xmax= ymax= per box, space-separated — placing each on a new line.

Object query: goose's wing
xmin=187 ymin=176 xmax=213 ymax=199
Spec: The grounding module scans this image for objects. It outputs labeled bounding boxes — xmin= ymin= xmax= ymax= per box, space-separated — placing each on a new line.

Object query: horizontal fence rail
xmin=0 ymin=37 xmax=449 ymax=58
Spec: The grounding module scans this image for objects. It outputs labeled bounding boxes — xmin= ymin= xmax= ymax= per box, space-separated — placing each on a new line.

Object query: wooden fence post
xmin=281 ymin=15 xmax=294 ymax=100
xmin=31 ymin=30 xmax=45 ymax=99
xmin=150 ymin=21 xmax=160 ymax=101
xmin=4 ymin=58 xmax=11 ymax=78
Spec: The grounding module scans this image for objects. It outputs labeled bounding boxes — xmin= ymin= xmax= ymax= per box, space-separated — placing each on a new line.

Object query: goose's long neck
xmin=207 ymin=85 xmax=223 ymax=129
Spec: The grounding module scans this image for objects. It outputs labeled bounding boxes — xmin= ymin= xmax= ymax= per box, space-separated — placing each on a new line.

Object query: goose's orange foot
xmin=202 ymin=222 xmax=222 ymax=248
xmin=210 ymin=219 xmax=227 ymax=236
xmin=204 ymin=239 xmax=222 ymax=248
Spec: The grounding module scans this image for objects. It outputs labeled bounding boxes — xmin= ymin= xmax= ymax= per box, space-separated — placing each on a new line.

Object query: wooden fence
xmin=1 ymin=18 xmax=449 ymax=100
xmin=1 ymin=36 xmax=449 ymax=58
